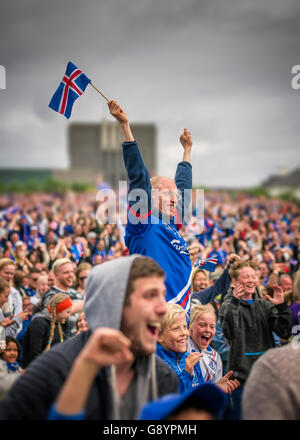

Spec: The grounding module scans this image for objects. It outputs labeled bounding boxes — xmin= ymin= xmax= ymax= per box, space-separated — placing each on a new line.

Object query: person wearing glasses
xmin=75 ymin=263 xmax=92 ymax=297
xmin=108 ymin=101 xmax=193 ymax=312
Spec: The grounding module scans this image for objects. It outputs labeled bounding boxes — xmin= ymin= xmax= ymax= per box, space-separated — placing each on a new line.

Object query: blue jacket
xmin=122 ymin=141 xmax=192 ymax=310
xmin=156 ymin=344 xmax=205 ymax=393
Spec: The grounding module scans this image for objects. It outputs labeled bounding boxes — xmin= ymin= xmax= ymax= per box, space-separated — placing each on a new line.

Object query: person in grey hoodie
xmin=0 ymin=255 xmax=178 ymax=420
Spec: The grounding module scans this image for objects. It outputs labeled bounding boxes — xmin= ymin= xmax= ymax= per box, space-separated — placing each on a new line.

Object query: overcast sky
xmin=0 ymin=0 xmax=300 ymax=187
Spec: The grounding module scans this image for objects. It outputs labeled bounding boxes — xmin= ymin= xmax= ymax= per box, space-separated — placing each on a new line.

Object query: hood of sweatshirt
xmin=84 ymin=254 xmax=139 ymax=331
xmin=31 ymin=307 xmax=51 ymax=322
xmin=83 ymin=254 xmax=159 ymax=420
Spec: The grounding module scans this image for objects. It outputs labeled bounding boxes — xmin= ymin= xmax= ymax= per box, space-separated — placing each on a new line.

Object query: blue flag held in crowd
xmin=194 ymin=257 xmax=218 ymax=272
xmin=49 ymin=62 xmax=91 ymax=119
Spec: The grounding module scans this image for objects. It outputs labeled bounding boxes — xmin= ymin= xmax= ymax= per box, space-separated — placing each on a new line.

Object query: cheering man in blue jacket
xmin=108 ymin=100 xmax=193 ymax=312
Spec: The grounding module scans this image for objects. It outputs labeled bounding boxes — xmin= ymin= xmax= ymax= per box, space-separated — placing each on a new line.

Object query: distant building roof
xmin=263 ymin=167 xmax=300 ymax=188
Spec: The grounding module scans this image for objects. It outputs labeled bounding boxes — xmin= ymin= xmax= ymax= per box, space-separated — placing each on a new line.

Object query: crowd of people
xmin=0 ymin=100 xmax=299 ymax=421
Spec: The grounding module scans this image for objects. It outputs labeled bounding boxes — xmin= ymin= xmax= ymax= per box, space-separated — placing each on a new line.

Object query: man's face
xmin=37 ymin=278 xmax=49 ymax=295
xmin=74 ymin=225 xmax=82 ymax=236
xmin=29 ymin=273 xmax=40 ymax=290
xmin=212 ymin=240 xmax=220 ymax=251
xmin=94 ymin=255 xmax=103 ymax=265
xmin=258 ymin=263 xmax=269 ymax=278
xmin=77 ymin=269 xmax=90 ymax=289
xmin=48 ymin=272 xmax=55 ymax=287
xmin=120 ymin=276 xmax=167 ymax=356
xmin=55 ymin=263 xmax=74 ymax=289
xmin=98 ymin=240 xmax=105 ymax=250
xmin=234 ymin=267 xmax=258 ymax=297
xmin=23 ymin=298 xmax=34 ymax=315
xmin=10 ymin=233 xmax=19 ymax=244
xmin=152 ymin=178 xmax=179 ymax=219
xmin=189 ymin=312 xmax=216 ymax=350
xmin=88 ymin=237 xmax=96 ymax=246
xmin=16 ymin=244 xmax=24 ymax=255
xmin=158 ymin=312 xmax=189 ymax=353
xmin=280 ymin=276 xmax=292 ymax=292
xmin=0 ymin=264 xmax=15 ymax=284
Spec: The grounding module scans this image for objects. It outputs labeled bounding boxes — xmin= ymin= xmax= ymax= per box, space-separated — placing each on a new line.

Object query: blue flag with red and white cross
xmin=49 ymin=62 xmax=91 ymax=119
xmin=194 ymin=257 xmax=218 ymax=272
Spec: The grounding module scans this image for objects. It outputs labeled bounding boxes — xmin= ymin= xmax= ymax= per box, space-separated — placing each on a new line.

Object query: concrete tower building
xmin=53 ymin=120 xmax=157 ymax=187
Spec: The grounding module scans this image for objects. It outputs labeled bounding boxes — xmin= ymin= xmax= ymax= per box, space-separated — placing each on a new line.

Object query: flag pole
xmin=90 ymin=82 xmax=110 ymax=102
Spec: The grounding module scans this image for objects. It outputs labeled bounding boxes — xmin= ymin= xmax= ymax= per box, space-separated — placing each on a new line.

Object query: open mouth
xmin=147 ymin=323 xmax=160 ymax=339
xmin=167 ymin=202 xmax=175 ymax=210
xmin=200 ymin=336 xmax=210 ymax=345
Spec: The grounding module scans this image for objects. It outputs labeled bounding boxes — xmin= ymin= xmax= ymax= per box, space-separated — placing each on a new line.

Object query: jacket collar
xmin=156 ymin=343 xmax=182 ymax=360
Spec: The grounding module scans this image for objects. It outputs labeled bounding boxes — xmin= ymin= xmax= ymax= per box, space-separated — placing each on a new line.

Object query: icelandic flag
xmin=71 ymin=243 xmax=84 ymax=264
xmin=49 ymin=62 xmax=91 ymax=119
xmin=194 ymin=257 xmax=218 ymax=272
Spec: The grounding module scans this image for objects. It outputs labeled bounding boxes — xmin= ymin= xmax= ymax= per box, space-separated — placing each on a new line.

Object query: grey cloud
xmin=0 ymin=0 xmax=299 ymax=187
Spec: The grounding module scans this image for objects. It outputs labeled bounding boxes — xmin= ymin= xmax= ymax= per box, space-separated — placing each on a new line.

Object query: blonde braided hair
xmin=44 ymin=293 xmax=69 ymax=353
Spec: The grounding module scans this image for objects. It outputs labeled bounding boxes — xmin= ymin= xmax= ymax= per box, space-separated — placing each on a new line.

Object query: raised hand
xmin=78 ymin=327 xmax=134 ymax=369
xmin=227 ymin=253 xmax=241 ymax=264
xmin=54 ymin=328 xmax=134 ymax=415
xmin=232 ymin=283 xmax=245 ymax=300
xmin=108 ymin=100 xmax=129 ymax=125
xmin=185 ymin=352 xmax=203 ymax=375
xmin=188 ymin=243 xmax=202 ymax=266
xmin=266 ymin=284 xmax=285 ymax=305
xmin=217 ymin=370 xmax=240 ymax=394
xmin=18 ymin=311 xmax=30 ymax=321
xmin=108 ymin=100 xmax=134 ymax=142
xmin=180 ymin=128 xmax=192 ymax=151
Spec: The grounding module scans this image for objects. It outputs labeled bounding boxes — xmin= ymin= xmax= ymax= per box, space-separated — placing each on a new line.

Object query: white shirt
xmin=187 ymin=338 xmax=223 ymax=384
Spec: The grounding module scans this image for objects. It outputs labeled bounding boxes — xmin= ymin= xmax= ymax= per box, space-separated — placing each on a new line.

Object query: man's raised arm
xmin=49 ymin=328 xmax=133 ymax=419
xmin=180 ymin=128 xmax=192 ymax=164
xmin=175 ymin=129 xmax=193 ymax=223
xmin=108 ymin=100 xmax=152 ymax=225
xmin=107 ymin=100 xmax=134 ymax=142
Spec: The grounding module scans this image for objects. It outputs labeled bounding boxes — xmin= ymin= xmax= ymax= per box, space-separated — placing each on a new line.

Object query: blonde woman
xmin=191 ymin=267 xmax=209 ymax=292
xmin=21 ymin=293 xmax=72 ymax=368
xmin=191 ymin=254 xmax=241 ymax=306
xmin=188 ymin=304 xmax=239 ymax=394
